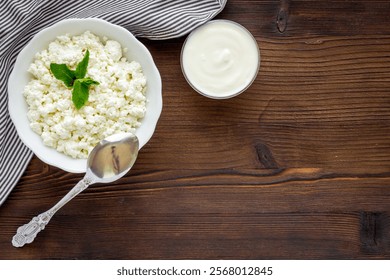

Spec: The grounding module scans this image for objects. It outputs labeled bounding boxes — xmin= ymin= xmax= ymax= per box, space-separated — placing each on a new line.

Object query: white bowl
xmin=8 ymin=18 xmax=162 ymax=173
xmin=181 ymin=20 xmax=260 ymax=99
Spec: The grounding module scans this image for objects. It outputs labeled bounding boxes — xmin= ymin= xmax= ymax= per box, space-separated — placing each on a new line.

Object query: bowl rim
xmin=8 ymin=18 xmax=162 ymax=173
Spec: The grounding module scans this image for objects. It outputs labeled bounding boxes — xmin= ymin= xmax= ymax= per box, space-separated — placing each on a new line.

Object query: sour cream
xmin=181 ymin=20 xmax=260 ymax=99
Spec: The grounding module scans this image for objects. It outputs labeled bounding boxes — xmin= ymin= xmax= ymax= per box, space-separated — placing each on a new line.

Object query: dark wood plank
xmin=141 ymin=34 xmax=390 ymax=170
xmin=219 ymin=0 xmax=390 ymax=37
xmin=1 ymin=0 xmax=390 ymax=259
xmin=1 ymin=164 xmax=390 ymax=259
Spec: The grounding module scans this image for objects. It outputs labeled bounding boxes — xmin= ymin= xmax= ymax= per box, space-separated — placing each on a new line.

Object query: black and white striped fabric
xmin=0 ymin=0 xmax=227 ymax=206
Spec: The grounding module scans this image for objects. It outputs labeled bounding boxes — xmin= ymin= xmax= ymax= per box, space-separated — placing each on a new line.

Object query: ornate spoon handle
xmin=12 ymin=174 xmax=95 ymax=247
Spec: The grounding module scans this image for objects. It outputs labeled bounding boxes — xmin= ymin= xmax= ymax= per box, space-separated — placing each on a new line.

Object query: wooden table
xmin=1 ymin=0 xmax=390 ymax=259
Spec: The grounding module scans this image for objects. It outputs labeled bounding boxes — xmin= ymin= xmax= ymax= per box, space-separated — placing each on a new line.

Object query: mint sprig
xmin=50 ymin=63 xmax=75 ymax=88
xmin=74 ymin=49 xmax=90 ymax=79
xmin=50 ymin=50 xmax=99 ymax=109
xmin=72 ymin=78 xmax=100 ymax=109
xmin=72 ymin=80 xmax=89 ymax=110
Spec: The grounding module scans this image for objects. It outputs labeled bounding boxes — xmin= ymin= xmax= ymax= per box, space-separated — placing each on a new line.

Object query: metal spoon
xmin=12 ymin=132 xmax=139 ymax=247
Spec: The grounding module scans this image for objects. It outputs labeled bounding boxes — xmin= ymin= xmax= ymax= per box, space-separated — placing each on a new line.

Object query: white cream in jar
xmin=181 ymin=20 xmax=260 ymax=99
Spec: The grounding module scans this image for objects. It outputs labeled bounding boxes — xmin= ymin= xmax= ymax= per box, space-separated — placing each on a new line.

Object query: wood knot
xmin=255 ymin=142 xmax=278 ymax=169
xmin=360 ymin=212 xmax=385 ymax=254
xmin=277 ymin=0 xmax=290 ymax=33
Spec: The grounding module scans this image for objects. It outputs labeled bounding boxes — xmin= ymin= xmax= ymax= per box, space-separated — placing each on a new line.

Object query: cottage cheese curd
xmin=24 ymin=31 xmax=147 ymax=159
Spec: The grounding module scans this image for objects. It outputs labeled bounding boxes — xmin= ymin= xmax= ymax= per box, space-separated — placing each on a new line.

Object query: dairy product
xmin=24 ymin=31 xmax=147 ymax=159
xmin=181 ymin=20 xmax=259 ymax=98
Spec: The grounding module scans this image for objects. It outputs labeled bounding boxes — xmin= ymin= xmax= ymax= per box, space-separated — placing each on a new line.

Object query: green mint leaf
xmin=51 ymin=50 xmax=98 ymax=109
xmin=74 ymin=49 xmax=90 ymax=79
xmin=72 ymin=79 xmax=89 ymax=110
xmin=50 ymin=63 xmax=75 ymax=88
xmin=78 ymin=77 xmax=99 ymax=86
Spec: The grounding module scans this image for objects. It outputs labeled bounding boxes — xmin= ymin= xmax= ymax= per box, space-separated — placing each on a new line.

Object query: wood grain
xmin=1 ymin=0 xmax=390 ymax=259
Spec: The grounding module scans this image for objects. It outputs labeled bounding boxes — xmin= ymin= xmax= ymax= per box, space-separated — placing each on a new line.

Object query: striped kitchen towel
xmin=0 ymin=0 xmax=227 ymax=206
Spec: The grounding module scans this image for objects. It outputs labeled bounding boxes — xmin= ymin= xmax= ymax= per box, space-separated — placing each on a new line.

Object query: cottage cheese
xmin=24 ymin=31 xmax=147 ymax=159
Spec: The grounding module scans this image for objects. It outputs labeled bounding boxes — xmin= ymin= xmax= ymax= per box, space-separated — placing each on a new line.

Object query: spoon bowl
xmin=12 ymin=132 xmax=139 ymax=247
xmin=88 ymin=133 xmax=139 ymax=183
